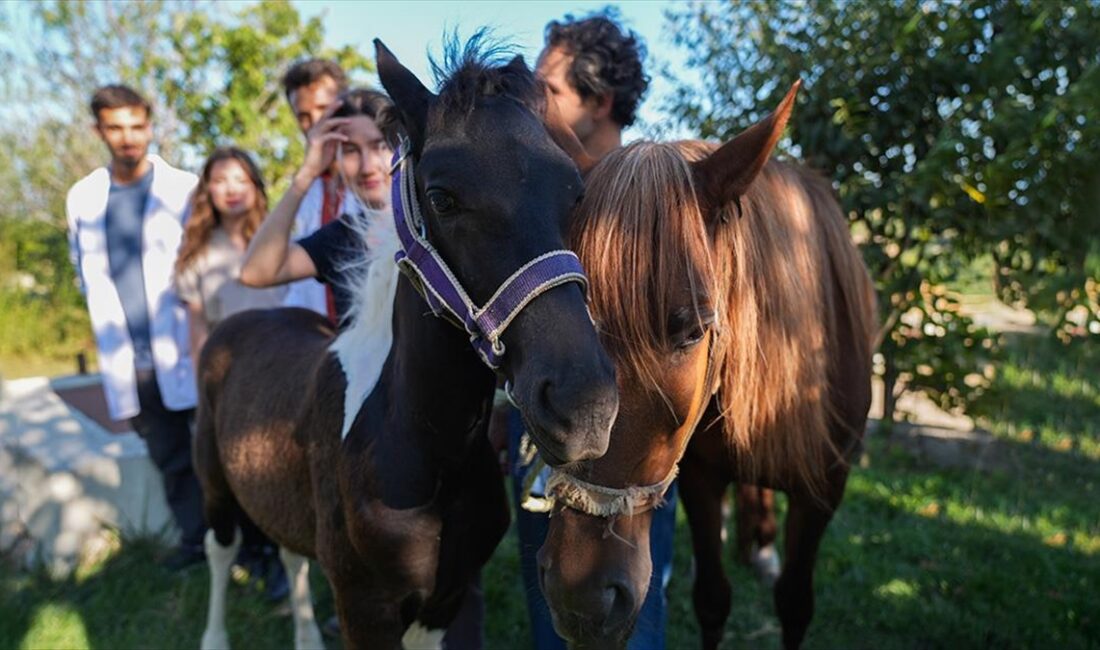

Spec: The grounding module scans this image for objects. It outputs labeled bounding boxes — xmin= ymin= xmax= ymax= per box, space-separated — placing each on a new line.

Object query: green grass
xmin=3 ymin=332 xmax=1098 ymax=649
xmin=0 ymin=355 xmax=90 ymax=381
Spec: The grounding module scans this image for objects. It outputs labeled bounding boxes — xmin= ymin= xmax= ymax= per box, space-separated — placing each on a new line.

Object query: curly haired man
xmin=501 ymin=12 xmax=678 ymax=650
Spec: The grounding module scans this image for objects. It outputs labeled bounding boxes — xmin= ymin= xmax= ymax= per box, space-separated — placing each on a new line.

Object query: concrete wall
xmin=0 ymin=375 xmax=175 ymax=576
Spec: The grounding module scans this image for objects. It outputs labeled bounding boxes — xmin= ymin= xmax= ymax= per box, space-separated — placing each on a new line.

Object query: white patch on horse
xmin=201 ymin=527 xmax=241 ymax=650
xmin=279 ymin=547 xmax=325 ymax=650
xmin=329 ymin=198 xmax=401 ymax=440
xmin=401 ymin=622 xmax=445 ymax=650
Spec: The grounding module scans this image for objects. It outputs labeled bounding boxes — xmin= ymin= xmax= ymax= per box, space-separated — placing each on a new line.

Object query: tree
xmin=159 ymin=1 xmax=372 ymax=193
xmin=666 ymin=0 xmax=1100 ymax=418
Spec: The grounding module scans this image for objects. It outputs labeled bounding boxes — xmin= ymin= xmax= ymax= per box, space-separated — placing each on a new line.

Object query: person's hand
xmin=296 ymin=102 xmax=348 ymax=187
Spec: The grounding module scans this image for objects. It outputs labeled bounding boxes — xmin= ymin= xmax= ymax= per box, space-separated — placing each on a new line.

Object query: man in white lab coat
xmin=66 ymin=84 xmax=206 ymax=569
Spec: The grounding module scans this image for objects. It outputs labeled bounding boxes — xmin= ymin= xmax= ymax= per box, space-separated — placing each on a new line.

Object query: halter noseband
xmin=540 ymin=330 xmax=723 ymax=519
xmin=390 ymin=144 xmax=589 ymax=369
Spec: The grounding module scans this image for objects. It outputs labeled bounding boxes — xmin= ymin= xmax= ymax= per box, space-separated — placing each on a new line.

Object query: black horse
xmin=194 ymin=36 xmax=618 ymax=650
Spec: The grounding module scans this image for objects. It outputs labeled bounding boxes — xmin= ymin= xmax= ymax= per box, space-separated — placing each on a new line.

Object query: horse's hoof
xmin=752 ymin=543 xmax=781 ymax=588
xmin=402 ymin=622 xmax=445 ymax=650
xmin=200 ymin=629 xmax=230 ymax=650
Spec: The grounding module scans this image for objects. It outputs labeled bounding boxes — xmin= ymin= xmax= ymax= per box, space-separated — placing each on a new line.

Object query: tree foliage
xmin=666 ymin=0 xmax=1100 ymax=414
xmin=159 ymin=1 xmax=372 ymax=194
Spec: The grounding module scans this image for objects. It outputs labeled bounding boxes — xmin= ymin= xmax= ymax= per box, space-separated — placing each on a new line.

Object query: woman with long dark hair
xmin=176 ymin=147 xmax=287 ymax=362
xmin=175 ymin=146 xmax=289 ymax=601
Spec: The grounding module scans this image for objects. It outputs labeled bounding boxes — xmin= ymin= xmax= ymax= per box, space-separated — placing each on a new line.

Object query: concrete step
xmin=0 ymin=374 xmax=174 ymax=575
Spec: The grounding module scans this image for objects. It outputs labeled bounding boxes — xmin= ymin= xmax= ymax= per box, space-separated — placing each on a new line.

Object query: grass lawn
xmin=2 ymin=332 xmax=1097 ymax=649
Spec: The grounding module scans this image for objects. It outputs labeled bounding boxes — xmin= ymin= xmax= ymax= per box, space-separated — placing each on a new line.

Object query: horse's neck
xmin=388 ymin=278 xmax=496 ymax=462
xmin=341 ymin=278 xmax=494 ymax=509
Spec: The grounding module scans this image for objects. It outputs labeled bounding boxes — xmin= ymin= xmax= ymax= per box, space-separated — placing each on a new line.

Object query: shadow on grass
xmin=0 ymin=534 xmax=338 ymax=650
xmin=652 ymin=428 xmax=1100 ymax=650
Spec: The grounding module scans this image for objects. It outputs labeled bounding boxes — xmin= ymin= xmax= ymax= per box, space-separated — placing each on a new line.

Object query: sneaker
xmin=162 ymin=544 xmax=206 ymax=571
xmin=322 ymin=615 xmax=341 ymax=639
xmin=263 ymin=555 xmax=290 ymax=603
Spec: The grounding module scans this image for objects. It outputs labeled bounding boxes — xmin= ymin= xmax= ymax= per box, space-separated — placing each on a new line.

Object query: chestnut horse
xmin=194 ymin=37 xmax=618 ymax=650
xmin=537 ymin=83 xmax=877 ymax=649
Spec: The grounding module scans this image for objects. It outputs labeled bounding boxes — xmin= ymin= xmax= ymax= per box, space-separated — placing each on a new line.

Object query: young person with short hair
xmin=278 ymin=58 xmax=354 ymax=320
xmin=538 ymin=12 xmax=649 ymax=160
xmin=498 ymin=13 xmax=678 ymax=650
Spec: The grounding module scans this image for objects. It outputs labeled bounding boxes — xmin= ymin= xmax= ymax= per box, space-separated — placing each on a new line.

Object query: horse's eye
xmin=676 ymin=326 xmax=707 ymax=351
xmin=426 ymin=189 xmax=457 ymax=215
xmin=670 ymin=308 xmax=714 ymax=352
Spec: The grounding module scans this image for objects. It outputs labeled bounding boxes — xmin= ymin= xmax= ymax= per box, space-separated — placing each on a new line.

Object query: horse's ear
xmin=504 ymin=54 xmax=527 ymax=74
xmin=692 ymin=80 xmax=801 ymax=215
xmin=375 ymin=39 xmax=435 ymax=153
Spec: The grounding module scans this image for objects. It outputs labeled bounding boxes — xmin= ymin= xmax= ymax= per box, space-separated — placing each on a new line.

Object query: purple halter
xmin=390 ymin=144 xmax=589 ymax=369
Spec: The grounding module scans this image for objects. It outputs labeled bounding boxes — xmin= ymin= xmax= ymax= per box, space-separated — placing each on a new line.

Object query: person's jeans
xmin=129 ymin=368 xmax=207 ymax=548
xmin=508 ymin=408 xmax=676 ymax=650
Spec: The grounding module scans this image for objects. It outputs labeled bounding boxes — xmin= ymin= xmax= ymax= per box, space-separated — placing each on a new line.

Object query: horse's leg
xmin=734 ymin=485 xmax=781 ymax=587
xmin=417 ymin=441 xmax=510 ymax=649
xmin=326 ymin=575 xmax=406 ymax=650
xmin=200 ymin=526 xmax=241 ymax=650
xmin=279 ymin=548 xmax=324 ymax=650
xmin=773 ymin=471 xmax=848 ymax=650
xmin=195 ymin=401 xmax=242 ymax=650
xmin=679 ymin=459 xmax=732 ymax=650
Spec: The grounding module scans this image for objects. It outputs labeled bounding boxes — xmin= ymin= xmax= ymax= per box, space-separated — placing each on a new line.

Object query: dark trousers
xmin=129 ymin=368 xmax=207 ymax=548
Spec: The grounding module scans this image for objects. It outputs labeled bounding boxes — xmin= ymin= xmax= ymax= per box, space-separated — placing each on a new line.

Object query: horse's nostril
xmin=537 ymin=379 xmax=569 ymax=428
xmin=600 ymin=586 xmax=617 ymax=613
xmin=602 ymin=581 xmax=635 ymax=633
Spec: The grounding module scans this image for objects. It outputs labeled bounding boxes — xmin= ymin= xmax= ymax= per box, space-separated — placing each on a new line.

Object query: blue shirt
xmin=105 ymin=168 xmax=155 ymax=369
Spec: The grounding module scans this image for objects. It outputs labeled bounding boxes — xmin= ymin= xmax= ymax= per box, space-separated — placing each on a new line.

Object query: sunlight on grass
xmin=846 ymin=470 xmax=1100 ymax=557
xmin=73 ymin=530 xmax=121 ymax=585
xmin=873 ymin=578 xmax=919 ymax=601
xmin=970 ymin=334 xmax=1100 ymax=462
xmin=19 ymin=603 xmax=89 ymax=650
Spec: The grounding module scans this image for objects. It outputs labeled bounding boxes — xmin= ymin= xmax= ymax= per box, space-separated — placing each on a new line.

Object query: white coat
xmin=66 ymin=154 xmax=198 ymax=421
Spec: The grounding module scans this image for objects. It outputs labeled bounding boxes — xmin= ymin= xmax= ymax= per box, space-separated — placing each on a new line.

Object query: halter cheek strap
xmin=390 ymin=144 xmax=588 ymax=369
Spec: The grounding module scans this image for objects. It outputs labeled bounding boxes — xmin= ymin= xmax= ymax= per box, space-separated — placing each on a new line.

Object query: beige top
xmin=176 ymin=227 xmax=287 ymax=327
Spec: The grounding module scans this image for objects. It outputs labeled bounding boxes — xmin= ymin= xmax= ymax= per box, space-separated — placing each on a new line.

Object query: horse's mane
xmin=572 ymin=140 xmax=877 ymax=496
xmin=429 ymin=30 xmax=545 ymax=120
xmin=328 ymin=196 xmax=402 ymax=439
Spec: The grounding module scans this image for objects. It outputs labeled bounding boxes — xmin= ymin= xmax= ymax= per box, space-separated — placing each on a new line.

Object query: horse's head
xmin=375 ymin=37 xmax=618 ymax=465
xmin=538 ymin=83 xmax=801 ymax=646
